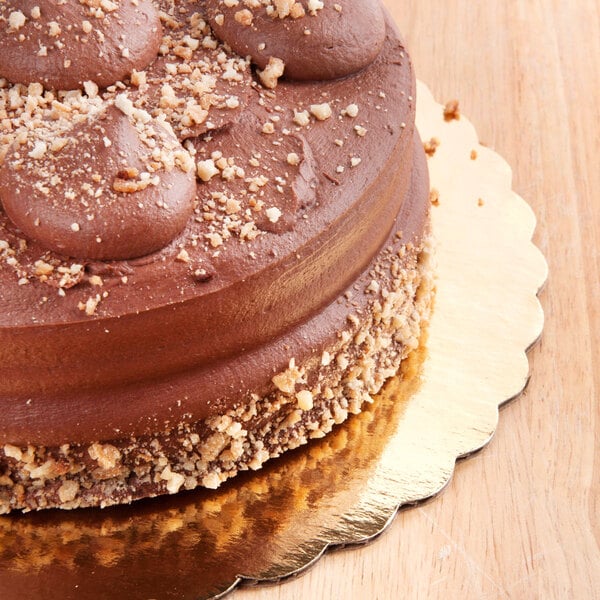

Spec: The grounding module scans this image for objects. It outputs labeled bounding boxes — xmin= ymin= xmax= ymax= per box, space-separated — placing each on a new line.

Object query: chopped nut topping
xmin=307 ymin=0 xmax=325 ymax=15
xmin=58 ymin=480 xmax=80 ymax=503
xmin=197 ymin=159 xmax=220 ymax=182
xmin=262 ymin=122 xmax=276 ymax=134
xmin=424 ymin=137 xmax=440 ymax=156
xmin=234 ymin=9 xmax=254 ymax=26
xmin=296 ymin=389 xmax=314 ymax=411
xmin=293 ymin=109 xmax=310 ymax=127
xmin=265 ymin=207 xmax=282 ymax=223
xmin=342 ymin=103 xmax=359 ymax=118
xmin=258 ymin=57 xmax=285 ymax=89
xmin=310 ymin=102 xmax=332 ymax=121
xmin=176 ymin=249 xmax=191 ymax=263
xmin=34 ymin=260 xmax=54 ymax=277
xmin=287 ymin=152 xmax=300 ymax=166
xmin=89 ymin=275 xmax=103 ymax=287
xmin=272 ymin=358 xmax=303 ymax=394
xmin=78 ymin=294 xmax=101 ymax=316
xmin=8 ymin=10 xmax=27 ymax=31
xmin=443 ymin=99 xmax=461 ymax=121
xmin=88 ymin=443 xmax=121 ymax=470
xmin=232 ymin=0 xmax=313 ymax=19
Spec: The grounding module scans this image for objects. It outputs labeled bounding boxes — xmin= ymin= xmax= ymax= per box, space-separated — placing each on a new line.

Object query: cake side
xmin=0 ymin=141 xmax=433 ymax=512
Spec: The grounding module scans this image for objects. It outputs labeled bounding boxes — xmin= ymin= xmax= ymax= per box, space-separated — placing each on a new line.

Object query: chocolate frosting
xmin=0 ymin=0 xmax=163 ymax=90
xmin=130 ymin=1 xmax=252 ymax=139
xmin=206 ymin=0 xmax=386 ymax=81
xmin=190 ymin=109 xmax=318 ymax=234
xmin=0 ymin=3 xmax=429 ymax=447
xmin=0 ymin=106 xmax=196 ymax=260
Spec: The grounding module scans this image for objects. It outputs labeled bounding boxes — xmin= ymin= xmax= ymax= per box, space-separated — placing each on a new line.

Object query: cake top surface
xmin=0 ymin=0 xmax=413 ymax=328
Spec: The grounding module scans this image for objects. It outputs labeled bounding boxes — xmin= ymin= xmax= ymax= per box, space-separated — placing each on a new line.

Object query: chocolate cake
xmin=0 ymin=0 xmax=433 ymax=513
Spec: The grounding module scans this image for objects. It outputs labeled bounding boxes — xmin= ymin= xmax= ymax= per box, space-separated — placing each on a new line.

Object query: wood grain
xmin=233 ymin=1 xmax=600 ymax=598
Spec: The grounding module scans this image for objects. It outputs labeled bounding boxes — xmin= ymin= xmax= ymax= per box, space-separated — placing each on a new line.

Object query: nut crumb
xmin=293 ymin=109 xmax=310 ymax=127
xmin=176 ymin=249 xmax=191 ymax=263
xmin=443 ymin=99 xmax=461 ymax=121
xmin=287 ymin=152 xmax=300 ymax=166
xmin=262 ymin=122 xmax=276 ymax=134
xmin=234 ymin=9 xmax=253 ymax=26
xmin=342 ymin=103 xmax=359 ymax=118
xmin=258 ymin=57 xmax=285 ymax=89
xmin=310 ymin=103 xmax=332 ymax=121
xmin=265 ymin=207 xmax=282 ymax=223
xmin=296 ymin=390 xmax=314 ymax=411
xmin=424 ymin=137 xmax=440 ymax=156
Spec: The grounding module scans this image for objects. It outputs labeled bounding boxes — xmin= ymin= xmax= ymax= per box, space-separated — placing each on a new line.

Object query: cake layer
xmin=0 ymin=12 xmax=426 ymax=447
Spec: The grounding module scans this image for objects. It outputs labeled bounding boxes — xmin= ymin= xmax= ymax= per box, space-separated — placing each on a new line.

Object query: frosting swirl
xmin=0 ymin=0 xmax=163 ymax=90
xmin=206 ymin=0 xmax=386 ymax=81
xmin=0 ymin=106 xmax=196 ymax=260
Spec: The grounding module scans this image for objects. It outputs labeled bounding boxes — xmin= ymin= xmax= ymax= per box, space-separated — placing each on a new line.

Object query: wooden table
xmin=235 ymin=1 xmax=600 ymax=598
